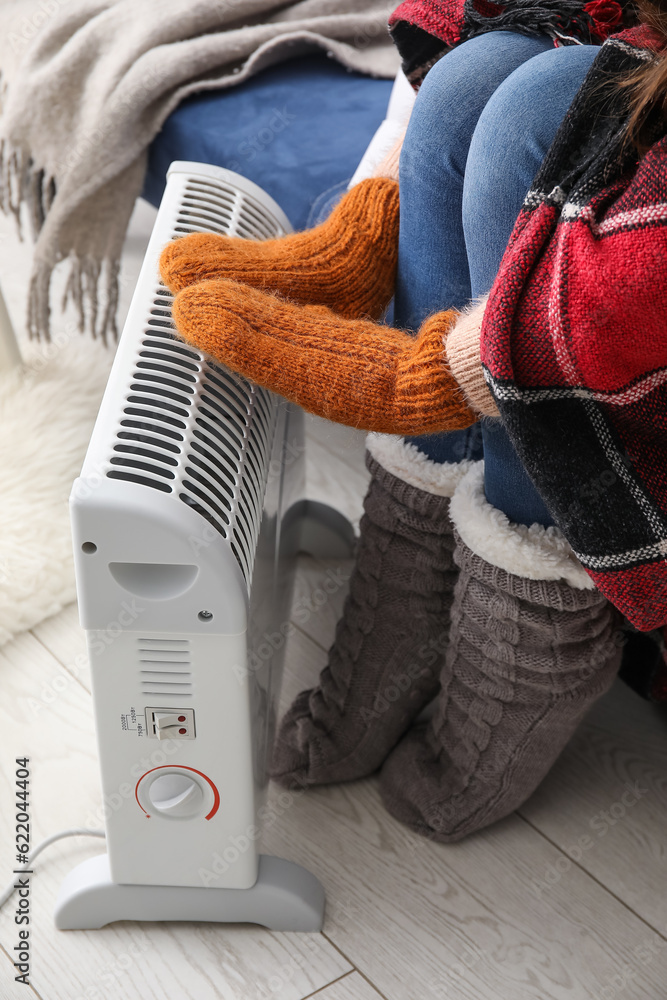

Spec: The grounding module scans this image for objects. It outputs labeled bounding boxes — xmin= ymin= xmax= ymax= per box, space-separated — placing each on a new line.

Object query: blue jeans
xmin=395 ymin=32 xmax=598 ymax=526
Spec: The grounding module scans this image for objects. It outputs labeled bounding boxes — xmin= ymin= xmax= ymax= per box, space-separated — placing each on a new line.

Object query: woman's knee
xmin=463 ymin=44 xmax=599 ymax=294
xmin=401 ymin=30 xmax=555 ymax=181
xmin=465 ymin=45 xmax=600 ymax=214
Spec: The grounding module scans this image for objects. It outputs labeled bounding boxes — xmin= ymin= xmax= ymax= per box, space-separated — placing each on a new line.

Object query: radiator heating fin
xmin=177 ymin=181 xmax=278 ymax=240
xmin=105 ymin=169 xmax=287 ymax=587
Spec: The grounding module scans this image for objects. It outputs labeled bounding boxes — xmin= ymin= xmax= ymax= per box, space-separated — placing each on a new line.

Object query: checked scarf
xmin=389 ymin=0 xmax=631 ymax=85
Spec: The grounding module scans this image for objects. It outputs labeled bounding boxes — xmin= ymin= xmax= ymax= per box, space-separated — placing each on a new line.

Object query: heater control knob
xmin=147 ymin=772 xmax=204 ymax=818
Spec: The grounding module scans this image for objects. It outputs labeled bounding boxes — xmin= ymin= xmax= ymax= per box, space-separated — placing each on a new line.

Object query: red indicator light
xmin=178 ymin=716 xmax=186 ymax=722
xmin=179 ymin=728 xmax=187 ymax=734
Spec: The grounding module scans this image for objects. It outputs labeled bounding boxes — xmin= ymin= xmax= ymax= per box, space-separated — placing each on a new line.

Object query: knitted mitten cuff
xmin=394 ymin=311 xmax=476 ymax=433
xmin=445 ymin=296 xmax=500 ymax=418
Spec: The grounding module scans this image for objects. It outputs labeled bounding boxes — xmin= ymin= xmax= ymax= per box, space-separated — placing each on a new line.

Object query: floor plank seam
xmin=517 ymin=811 xmax=667 ymax=942
xmin=320 ymin=934 xmax=392 ymax=1000
xmin=299 ymin=969 xmax=356 ymax=999
xmin=289 ymin=618 xmax=333 ymax=657
xmin=0 ymin=940 xmax=42 ymax=998
xmin=28 ymin=628 xmax=91 ymax=697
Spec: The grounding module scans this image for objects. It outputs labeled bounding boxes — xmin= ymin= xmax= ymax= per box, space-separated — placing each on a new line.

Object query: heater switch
xmin=146 ymin=707 xmax=196 ymax=740
xmin=155 ymin=713 xmax=183 ymax=730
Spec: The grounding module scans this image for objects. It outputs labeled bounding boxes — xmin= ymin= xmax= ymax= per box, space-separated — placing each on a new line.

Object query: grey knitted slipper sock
xmin=380 ymin=525 xmax=623 ymax=842
xmin=271 ymin=447 xmax=465 ymax=789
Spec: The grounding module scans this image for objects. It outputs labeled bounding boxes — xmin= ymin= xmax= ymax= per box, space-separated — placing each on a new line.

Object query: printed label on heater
xmin=120 ymin=707 xmax=145 ymax=737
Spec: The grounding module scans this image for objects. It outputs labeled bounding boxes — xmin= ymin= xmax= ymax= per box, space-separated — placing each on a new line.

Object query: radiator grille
xmin=176 ymin=181 xmax=278 ymax=240
xmin=138 ymin=637 xmax=193 ymax=698
xmin=105 ymin=172 xmax=286 ymax=585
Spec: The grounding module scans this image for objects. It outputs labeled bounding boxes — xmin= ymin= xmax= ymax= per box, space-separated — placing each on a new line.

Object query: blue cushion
xmin=143 ymin=54 xmax=393 ymax=230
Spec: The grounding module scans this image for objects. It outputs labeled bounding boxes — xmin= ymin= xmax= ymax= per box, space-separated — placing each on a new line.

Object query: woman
xmin=158 ymin=0 xmax=667 ymax=842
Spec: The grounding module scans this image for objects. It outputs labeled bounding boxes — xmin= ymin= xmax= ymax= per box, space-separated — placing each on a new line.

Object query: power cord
xmin=0 ymin=828 xmax=105 ymax=908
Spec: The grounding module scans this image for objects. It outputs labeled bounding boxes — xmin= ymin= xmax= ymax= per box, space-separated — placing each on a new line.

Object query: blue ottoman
xmin=144 ymin=54 xmax=393 ymax=230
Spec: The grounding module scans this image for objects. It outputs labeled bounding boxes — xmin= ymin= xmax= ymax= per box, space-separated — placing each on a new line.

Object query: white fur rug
xmin=0 ymin=198 xmax=155 ymax=647
xmin=0 ymin=337 xmax=114 ymax=645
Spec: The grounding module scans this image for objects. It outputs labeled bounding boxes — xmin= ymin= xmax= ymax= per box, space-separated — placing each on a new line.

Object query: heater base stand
xmin=286 ymin=499 xmax=356 ymax=561
xmin=54 ymin=853 xmax=325 ymax=931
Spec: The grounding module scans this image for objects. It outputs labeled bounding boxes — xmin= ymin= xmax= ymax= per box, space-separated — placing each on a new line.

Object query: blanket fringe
xmin=0 ymin=138 xmax=33 ymax=238
xmin=462 ymin=0 xmax=603 ymax=45
xmin=26 ymin=253 xmax=119 ymax=345
xmin=0 ymin=139 xmax=118 ymax=344
xmin=61 ymin=254 xmax=119 ymax=345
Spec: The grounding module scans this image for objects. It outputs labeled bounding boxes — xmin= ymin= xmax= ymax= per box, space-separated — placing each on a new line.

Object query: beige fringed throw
xmin=0 ymin=0 xmax=397 ymax=342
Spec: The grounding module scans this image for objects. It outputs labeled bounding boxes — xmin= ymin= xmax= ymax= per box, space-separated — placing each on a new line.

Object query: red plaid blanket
xmin=481 ymin=25 xmax=667 ymax=635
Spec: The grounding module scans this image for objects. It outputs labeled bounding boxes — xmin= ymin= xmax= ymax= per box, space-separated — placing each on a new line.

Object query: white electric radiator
xmin=54 ymin=163 xmax=346 ymax=932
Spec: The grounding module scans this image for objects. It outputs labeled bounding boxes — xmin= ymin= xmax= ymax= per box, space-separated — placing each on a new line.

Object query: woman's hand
xmin=171 ymin=278 xmax=479 ymax=436
xmin=159 ymin=176 xmax=399 ymax=321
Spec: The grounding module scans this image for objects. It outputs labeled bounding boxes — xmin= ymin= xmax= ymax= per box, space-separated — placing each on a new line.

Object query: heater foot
xmin=54 ymin=853 xmax=325 ymax=931
xmin=285 ymin=499 xmax=356 ymax=560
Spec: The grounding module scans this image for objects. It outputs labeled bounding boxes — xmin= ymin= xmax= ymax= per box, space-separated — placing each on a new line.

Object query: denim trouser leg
xmin=396 ymin=31 xmax=553 ymax=467
xmin=395 ymin=34 xmax=598 ymax=524
xmin=464 ymin=43 xmax=598 ymax=525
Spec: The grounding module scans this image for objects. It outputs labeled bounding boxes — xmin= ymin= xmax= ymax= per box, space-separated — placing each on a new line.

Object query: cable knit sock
xmin=379 ymin=462 xmax=623 ymax=842
xmin=170 ymin=279 xmax=475 ymax=436
xmin=160 ymin=176 xmax=399 ymax=319
xmin=271 ymin=438 xmax=472 ymax=789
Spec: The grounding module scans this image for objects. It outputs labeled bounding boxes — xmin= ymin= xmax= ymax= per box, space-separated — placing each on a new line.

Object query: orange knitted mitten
xmin=171 ymin=279 xmax=476 ymax=436
xmin=160 ymin=177 xmax=399 ymax=320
